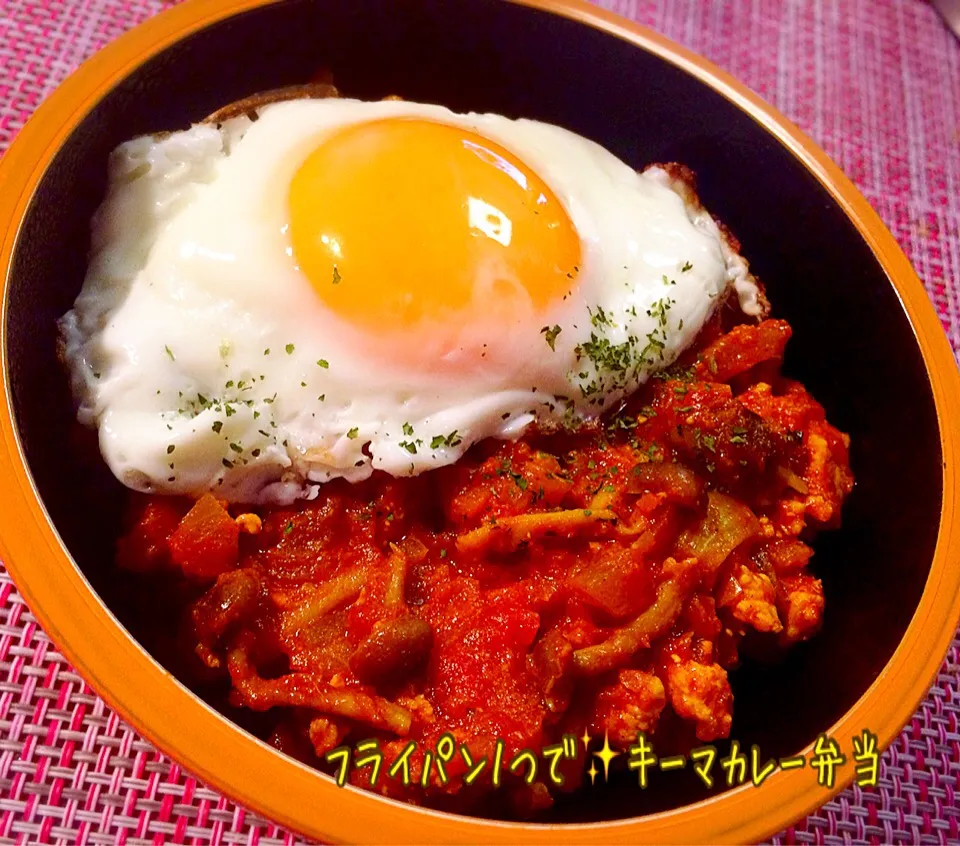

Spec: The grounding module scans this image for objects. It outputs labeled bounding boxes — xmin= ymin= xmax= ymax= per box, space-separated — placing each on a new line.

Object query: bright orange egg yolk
xmin=288 ymin=119 xmax=581 ymax=338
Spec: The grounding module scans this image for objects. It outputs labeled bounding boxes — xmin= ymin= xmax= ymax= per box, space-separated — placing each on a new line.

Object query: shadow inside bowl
xmin=4 ymin=0 xmax=941 ymax=823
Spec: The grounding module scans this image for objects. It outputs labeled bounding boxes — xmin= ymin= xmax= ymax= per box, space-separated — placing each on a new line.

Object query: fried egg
xmin=59 ymin=97 xmax=760 ymax=504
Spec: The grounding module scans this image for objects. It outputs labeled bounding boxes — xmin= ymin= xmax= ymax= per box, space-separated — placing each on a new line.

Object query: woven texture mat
xmin=1 ymin=1 xmax=959 ymax=843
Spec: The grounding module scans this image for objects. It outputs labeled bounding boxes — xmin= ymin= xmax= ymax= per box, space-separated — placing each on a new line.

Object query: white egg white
xmin=59 ymin=98 xmax=760 ymax=504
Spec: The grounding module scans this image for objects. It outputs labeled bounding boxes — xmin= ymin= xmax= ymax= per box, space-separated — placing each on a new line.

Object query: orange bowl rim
xmin=1 ymin=0 xmax=959 ymax=843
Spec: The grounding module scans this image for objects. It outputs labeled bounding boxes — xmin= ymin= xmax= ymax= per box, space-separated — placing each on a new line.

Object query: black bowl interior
xmin=4 ymin=0 xmax=942 ymax=824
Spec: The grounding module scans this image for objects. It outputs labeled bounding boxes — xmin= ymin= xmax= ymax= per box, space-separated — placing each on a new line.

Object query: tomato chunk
xmin=168 ymin=493 xmax=239 ymax=580
xmin=695 ymin=319 xmax=792 ymax=382
xmin=116 ymin=495 xmax=187 ymax=573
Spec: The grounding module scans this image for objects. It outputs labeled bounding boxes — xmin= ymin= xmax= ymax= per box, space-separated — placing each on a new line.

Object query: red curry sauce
xmin=116 ymin=315 xmax=853 ymax=815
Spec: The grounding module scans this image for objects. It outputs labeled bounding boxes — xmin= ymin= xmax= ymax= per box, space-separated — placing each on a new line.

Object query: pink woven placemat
xmin=1 ymin=0 xmax=958 ymax=843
